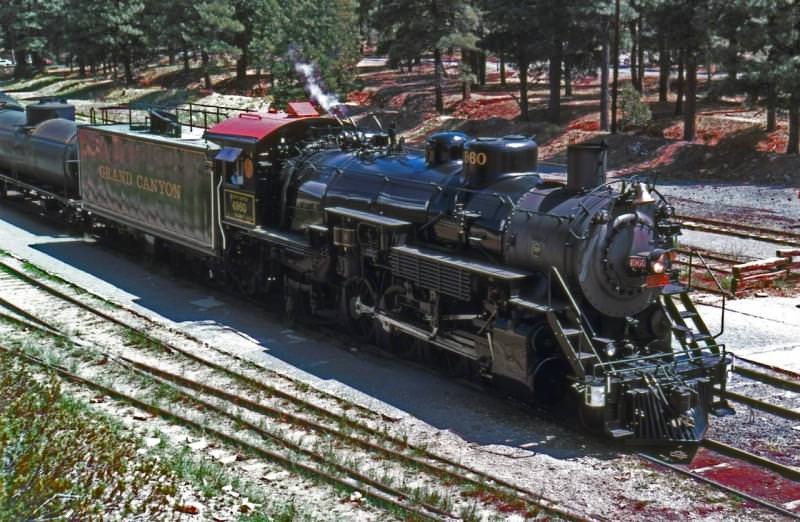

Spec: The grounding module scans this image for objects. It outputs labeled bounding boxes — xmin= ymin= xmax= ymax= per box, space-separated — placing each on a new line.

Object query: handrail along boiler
xmin=0 ymin=94 xmax=731 ymax=444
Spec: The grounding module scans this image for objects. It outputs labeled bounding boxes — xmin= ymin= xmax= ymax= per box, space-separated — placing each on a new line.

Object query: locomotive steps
xmin=0 ymin=252 xmax=594 ymax=522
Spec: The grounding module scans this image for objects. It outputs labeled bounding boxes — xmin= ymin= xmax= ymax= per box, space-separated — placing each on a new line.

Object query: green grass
xmin=0 ymin=352 xmax=178 ymax=520
xmin=0 ymin=74 xmax=63 ymax=92
xmin=122 ymin=327 xmax=163 ymax=352
xmin=164 ymin=447 xmax=318 ymax=521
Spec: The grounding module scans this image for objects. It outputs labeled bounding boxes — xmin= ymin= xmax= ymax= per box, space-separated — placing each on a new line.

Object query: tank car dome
xmin=31 ymin=118 xmax=78 ymax=144
xmin=462 ymin=135 xmax=538 ymax=188
xmin=425 ymin=131 xmax=467 ymax=166
xmin=26 ymin=100 xmax=75 ymax=126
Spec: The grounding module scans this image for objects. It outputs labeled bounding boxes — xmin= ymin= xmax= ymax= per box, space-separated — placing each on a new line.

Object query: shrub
xmin=619 ymin=84 xmax=652 ymax=128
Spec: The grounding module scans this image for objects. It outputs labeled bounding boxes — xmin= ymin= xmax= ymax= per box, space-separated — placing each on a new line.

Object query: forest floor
xmin=349 ymin=59 xmax=800 ymax=188
xmin=3 ymin=57 xmax=799 ymax=187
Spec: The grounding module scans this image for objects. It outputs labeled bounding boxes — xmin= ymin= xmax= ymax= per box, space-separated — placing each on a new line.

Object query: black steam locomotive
xmin=0 ymin=94 xmax=731 ymax=444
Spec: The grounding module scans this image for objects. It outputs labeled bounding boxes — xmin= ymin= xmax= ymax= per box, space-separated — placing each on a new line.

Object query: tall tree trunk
xmin=518 ymin=55 xmax=530 ymax=120
xmin=434 ymin=47 xmax=444 ymax=113
xmin=637 ymin=17 xmax=645 ymax=91
xmin=123 ymin=49 xmax=134 ymax=85
xmin=767 ymin=84 xmax=777 ymax=132
xmin=600 ymin=18 xmax=610 ymax=131
xmin=705 ymin=51 xmax=715 ymax=100
xmin=788 ymin=96 xmax=799 ymax=154
xmin=675 ymin=48 xmax=685 ymax=116
xmin=236 ymin=49 xmax=248 ymax=86
xmin=79 ymin=56 xmax=86 ymax=78
xmin=548 ymin=38 xmax=562 ymax=123
xmin=168 ymin=49 xmax=175 ymax=66
xmin=629 ymin=20 xmax=639 ymax=91
xmin=13 ymin=48 xmax=29 ymax=79
xmin=201 ymin=50 xmax=211 ymax=89
xmin=727 ymin=37 xmax=739 ymax=86
xmin=611 ymin=0 xmax=621 ymax=133
xmin=478 ymin=52 xmax=486 ymax=85
xmin=499 ymin=55 xmax=506 ymax=85
xmin=564 ymin=55 xmax=572 ymax=97
xmin=683 ymin=51 xmax=697 ymax=141
xmin=658 ymin=35 xmax=669 ymax=102
xmin=182 ymin=49 xmax=190 ymax=73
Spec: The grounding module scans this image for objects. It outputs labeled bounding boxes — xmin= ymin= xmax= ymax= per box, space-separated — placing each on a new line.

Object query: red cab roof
xmin=206 ymin=112 xmax=296 ymax=141
xmin=206 ymin=104 xmax=323 ymax=142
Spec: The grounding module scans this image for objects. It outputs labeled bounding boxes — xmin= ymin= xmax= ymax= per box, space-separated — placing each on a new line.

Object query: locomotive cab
xmin=205 ymin=104 xmax=336 ymax=230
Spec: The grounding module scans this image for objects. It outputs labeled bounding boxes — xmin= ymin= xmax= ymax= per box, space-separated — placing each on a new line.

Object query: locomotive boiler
xmin=0 ymin=94 xmax=731 ymax=444
xmin=280 ymin=132 xmax=730 ymax=442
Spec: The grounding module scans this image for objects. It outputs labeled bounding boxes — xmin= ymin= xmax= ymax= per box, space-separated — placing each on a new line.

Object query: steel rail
xmin=0 ymin=309 xmax=593 ymax=522
xmin=722 ymin=390 xmax=800 ymax=421
xmin=734 ymin=354 xmax=800 ymax=380
xmin=0 ymin=343 xmax=447 ymax=522
xmin=677 ymin=215 xmax=800 ymax=241
xmin=638 ymin=452 xmax=800 ymax=520
xmin=0 ymin=257 xmax=384 ymax=419
xmin=677 ymin=215 xmax=800 ymax=248
xmin=0 ymin=312 xmax=461 ymax=518
xmin=0 ymin=259 xmax=597 ymax=522
xmin=732 ymin=366 xmax=800 ymax=394
xmin=701 ymin=439 xmax=800 ymax=483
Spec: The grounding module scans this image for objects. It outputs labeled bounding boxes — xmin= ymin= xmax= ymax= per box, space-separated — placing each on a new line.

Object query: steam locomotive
xmin=0 ymin=94 xmax=731 ymax=444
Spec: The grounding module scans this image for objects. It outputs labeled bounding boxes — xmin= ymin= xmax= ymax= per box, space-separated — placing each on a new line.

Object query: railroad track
xmin=722 ymin=353 xmax=800 ymax=422
xmin=640 ymin=351 xmax=800 ymax=519
xmin=678 ymin=214 xmax=800 ymax=248
xmin=0 ymin=254 xmax=593 ymax=522
xmin=641 ymin=442 xmax=800 ymax=520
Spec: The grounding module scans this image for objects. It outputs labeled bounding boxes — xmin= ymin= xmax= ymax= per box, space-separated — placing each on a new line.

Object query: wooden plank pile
xmin=731 ymin=248 xmax=800 ymax=294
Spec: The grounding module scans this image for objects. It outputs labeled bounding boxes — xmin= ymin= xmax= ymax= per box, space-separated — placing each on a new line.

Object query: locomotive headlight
xmin=649 ymin=250 xmax=669 ymax=274
xmin=605 ymin=342 xmax=618 ymax=358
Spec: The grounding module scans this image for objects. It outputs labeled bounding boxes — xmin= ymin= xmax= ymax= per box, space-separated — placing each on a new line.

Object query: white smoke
xmin=292 ymin=53 xmax=345 ymax=115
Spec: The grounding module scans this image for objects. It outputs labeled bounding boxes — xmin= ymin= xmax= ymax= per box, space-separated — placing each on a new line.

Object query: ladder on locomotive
xmin=660 ymin=250 xmax=726 ymax=358
xmin=544 ymin=267 xmax=604 ymax=379
xmin=661 ymin=285 xmax=723 ymax=357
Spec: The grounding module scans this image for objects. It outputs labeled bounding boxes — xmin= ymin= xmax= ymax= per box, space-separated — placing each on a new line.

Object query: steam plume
xmin=290 ymin=46 xmax=346 ymax=116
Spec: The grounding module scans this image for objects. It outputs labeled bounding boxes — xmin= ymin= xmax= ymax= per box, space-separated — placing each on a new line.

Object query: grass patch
xmin=0 ymin=352 xmax=178 ymax=520
xmin=164 ymin=447 xmax=316 ymax=521
xmin=0 ymin=74 xmax=63 ymax=92
xmin=122 ymin=327 xmax=163 ymax=352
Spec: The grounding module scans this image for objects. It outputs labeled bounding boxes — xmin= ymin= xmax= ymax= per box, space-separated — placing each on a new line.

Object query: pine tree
xmin=374 ymin=0 xmax=478 ymax=113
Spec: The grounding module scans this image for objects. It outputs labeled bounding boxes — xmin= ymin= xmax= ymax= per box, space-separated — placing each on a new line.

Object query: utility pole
xmin=611 ymin=0 xmax=621 ymax=133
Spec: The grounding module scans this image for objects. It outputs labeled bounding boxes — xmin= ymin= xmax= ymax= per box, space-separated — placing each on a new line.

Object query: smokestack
xmin=566 ymin=141 xmax=607 ymax=192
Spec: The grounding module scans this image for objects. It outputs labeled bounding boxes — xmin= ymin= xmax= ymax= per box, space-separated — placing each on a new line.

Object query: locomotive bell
xmin=566 ymin=141 xmax=607 ymax=192
xmin=425 ymin=131 xmax=468 ymax=166
xmin=633 ymin=181 xmax=656 ymax=205
xmin=462 ymin=135 xmax=538 ymax=188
